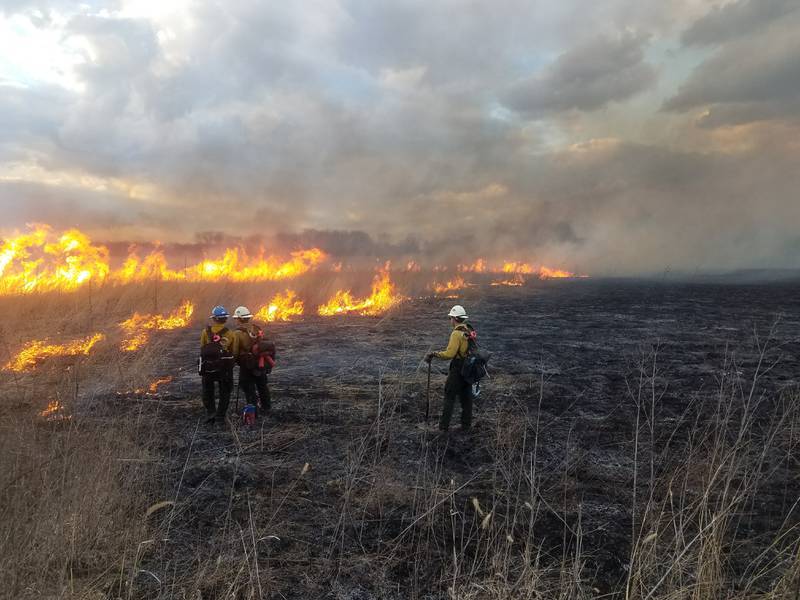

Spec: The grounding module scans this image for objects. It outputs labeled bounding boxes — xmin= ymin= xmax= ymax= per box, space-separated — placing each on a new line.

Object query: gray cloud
xmin=695 ymin=100 xmax=800 ymax=128
xmin=666 ymin=23 xmax=800 ymax=111
xmin=505 ymin=142 xmax=800 ymax=273
xmin=0 ymin=84 xmax=70 ymax=162
xmin=682 ymin=0 xmax=797 ymax=46
xmin=503 ymin=33 xmax=657 ymax=117
xmin=275 ymin=229 xmax=419 ymax=257
xmin=1 ymin=1 xmax=799 ymax=275
xmin=0 ymin=179 xmax=154 ymax=233
xmin=68 ymin=15 xmax=159 ymax=81
xmin=665 ymin=3 xmax=800 ymax=128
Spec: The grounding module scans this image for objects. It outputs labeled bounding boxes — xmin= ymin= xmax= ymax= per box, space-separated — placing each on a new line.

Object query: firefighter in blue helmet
xmin=425 ymin=305 xmax=474 ymax=432
xmin=199 ymin=306 xmax=236 ymax=423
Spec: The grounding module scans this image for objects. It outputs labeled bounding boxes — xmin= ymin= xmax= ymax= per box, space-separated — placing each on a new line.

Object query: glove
xmin=424 ymin=353 xmax=434 ymax=363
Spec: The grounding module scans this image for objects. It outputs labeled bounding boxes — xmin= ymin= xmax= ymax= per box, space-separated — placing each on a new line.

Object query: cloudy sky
xmin=1 ymin=0 xmax=799 ymax=274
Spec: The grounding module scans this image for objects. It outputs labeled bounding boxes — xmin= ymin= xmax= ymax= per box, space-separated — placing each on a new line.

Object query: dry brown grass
xmin=0 ymin=284 xmax=798 ymax=599
xmin=0 ymin=356 xmax=161 ymax=598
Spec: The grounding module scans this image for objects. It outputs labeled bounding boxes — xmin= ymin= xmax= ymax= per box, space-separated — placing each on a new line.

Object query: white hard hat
xmin=448 ymin=305 xmax=468 ymax=319
xmin=233 ymin=306 xmax=252 ymax=319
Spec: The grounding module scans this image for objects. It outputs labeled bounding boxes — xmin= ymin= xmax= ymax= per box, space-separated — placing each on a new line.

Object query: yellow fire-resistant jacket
xmin=232 ymin=322 xmax=266 ymax=358
xmin=199 ymin=323 xmax=235 ymax=353
xmin=434 ymin=324 xmax=470 ymax=360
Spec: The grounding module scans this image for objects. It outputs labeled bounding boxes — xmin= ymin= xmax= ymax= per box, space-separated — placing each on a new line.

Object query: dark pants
xmin=239 ymin=367 xmax=271 ymax=411
xmin=439 ymin=359 xmax=472 ymax=431
xmin=201 ymin=370 xmax=233 ymax=418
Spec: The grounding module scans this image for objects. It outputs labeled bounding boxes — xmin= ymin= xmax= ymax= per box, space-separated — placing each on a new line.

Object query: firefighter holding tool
xmin=425 ymin=305 xmax=475 ymax=433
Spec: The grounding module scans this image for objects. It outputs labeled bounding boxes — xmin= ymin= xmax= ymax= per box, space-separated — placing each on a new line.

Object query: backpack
xmin=458 ymin=324 xmax=491 ymax=385
xmin=239 ymin=325 xmax=276 ymax=374
xmin=200 ymin=326 xmax=234 ymax=374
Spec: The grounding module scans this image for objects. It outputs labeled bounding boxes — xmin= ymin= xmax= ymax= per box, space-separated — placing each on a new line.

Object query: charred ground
xmin=5 ymin=280 xmax=800 ymax=599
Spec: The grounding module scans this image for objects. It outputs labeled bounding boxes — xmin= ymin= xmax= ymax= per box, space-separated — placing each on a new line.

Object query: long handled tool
xmin=425 ymin=361 xmax=431 ymax=424
xmin=234 ymin=379 xmax=240 ymax=416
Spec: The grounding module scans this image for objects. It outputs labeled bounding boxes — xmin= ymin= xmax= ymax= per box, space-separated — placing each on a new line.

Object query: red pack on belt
xmin=242 ymin=404 xmax=257 ymax=425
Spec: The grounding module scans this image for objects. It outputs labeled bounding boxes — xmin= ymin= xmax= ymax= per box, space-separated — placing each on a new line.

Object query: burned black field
xmin=105 ymin=280 xmax=800 ymax=598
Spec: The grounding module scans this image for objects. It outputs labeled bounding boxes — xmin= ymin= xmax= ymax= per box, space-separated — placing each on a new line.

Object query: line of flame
xmin=5 ymin=333 xmax=105 ymax=372
xmin=39 ymin=399 xmax=72 ymax=421
xmin=490 ymin=273 xmax=527 ymax=287
xmin=318 ymin=267 xmax=404 ymax=317
xmin=119 ymin=300 xmax=195 ymax=351
xmin=0 ymin=225 xmax=327 ymax=295
xmin=254 ymin=290 xmax=305 ymax=322
xmin=432 ymin=276 xmax=467 ymax=294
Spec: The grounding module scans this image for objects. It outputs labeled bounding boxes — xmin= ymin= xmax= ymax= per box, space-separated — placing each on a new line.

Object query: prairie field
xmin=1 ymin=278 xmax=798 ymax=599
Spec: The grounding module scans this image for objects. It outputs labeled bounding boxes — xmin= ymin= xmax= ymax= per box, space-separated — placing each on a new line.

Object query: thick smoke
xmin=274 ymin=230 xmax=419 ymax=258
xmin=1 ymin=0 xmax=799 ymax=275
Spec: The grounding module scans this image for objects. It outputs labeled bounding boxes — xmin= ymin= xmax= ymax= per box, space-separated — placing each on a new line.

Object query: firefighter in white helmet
xmin=425 ymin=305 xmax=474 ymax=432
xmin=232 ymin=306 xmax=273 ymax=413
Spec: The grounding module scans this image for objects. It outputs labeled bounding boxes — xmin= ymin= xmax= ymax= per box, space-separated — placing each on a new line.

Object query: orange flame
xmin=500 ymin=262 xmax=535 ymax=274
xmin=5 ymin=333 xmax=105 ymax=372
xmin=490 ymin=273 xmax=526 ymax=287
xmin=0 ymin=225 xmax=110 ymax=294
xmin=458 ymin=259 xmax=488 ymax=273
xmin=318 ymin=267 xmax=404 ymax=316
xmin=0 ymin=225 xmax=326 ymax=295
xmin=134 ymin=376 xmax=173 ymax=395
xmin=114 ymin=248 xmax=184 ymax=283
xmin=114 ymin=247 xmax=326 ymax=283
xmin=116 ymin=375 xmax=174 ymax=397
xmin=254 ymin=290 xmax=305 ymax=322
xmin=538 ymin=266 xmax=574 ymax=279
xmin=40 ymin=400 xmax=61 ymax=417
xmin=120 ymin=300 xmax=195 ymax=351
xmin=148 ymin=376 xmax=173 ymax=393
xmin=432 ymin=276 xmax=467 ymax=294
xmin=190 ymin=248 xmax=326 ymax=282
xmin=39 ymin=400 xmax=71 ymax=421
xmin=0 ymin=225 xmax=585 ymax=298
xmin=500 ymin=262 xmax=575 ymax=279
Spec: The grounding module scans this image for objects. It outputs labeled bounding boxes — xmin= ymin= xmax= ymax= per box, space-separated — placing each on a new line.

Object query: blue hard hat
xmin=211 ymin=305 xmax=229 ymax=318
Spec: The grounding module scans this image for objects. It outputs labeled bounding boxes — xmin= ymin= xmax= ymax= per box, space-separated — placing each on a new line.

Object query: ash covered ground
xmin=115 ymin=280 xmax=800 ymax=598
